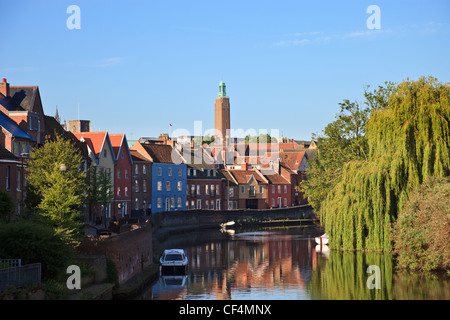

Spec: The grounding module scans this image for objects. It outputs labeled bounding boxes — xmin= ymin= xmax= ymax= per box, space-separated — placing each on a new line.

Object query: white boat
xmin=315 ymin=233 xmax=329 ymax=245
xmin=159 ymin=249 xmax=188 ymax=273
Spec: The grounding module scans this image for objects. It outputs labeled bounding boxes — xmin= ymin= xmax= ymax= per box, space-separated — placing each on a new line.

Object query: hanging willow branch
xmin=321 ymin=76 xmax=450 ymax=251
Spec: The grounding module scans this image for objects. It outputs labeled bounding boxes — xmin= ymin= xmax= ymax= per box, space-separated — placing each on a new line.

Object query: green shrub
xmin=393 ymin=176 xmax=450 ymax=272
xmin=0 ymin=220 xmax=74 ymax=279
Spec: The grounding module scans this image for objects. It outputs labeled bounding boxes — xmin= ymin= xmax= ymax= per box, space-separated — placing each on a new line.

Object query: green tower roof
xmin=218 ymin=80 xmax=226 ymax=97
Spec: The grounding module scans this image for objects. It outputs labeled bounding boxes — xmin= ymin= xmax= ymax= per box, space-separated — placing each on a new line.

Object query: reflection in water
xmin=140 ymin=227 xmax=449 ymax=300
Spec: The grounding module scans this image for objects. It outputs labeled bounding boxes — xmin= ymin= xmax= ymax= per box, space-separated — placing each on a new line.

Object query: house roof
xmin=140 ymin=143 xmax=181 ymax=164
xmin=260 ymin=169 xmax=290 ymax=184
xmin=228 ymin=169 xmax=268 ymax=185
xmin=130 ymin=149 xmax=151 ymax=162
xmin=219 ymin=170 xmax=238 ymax=185
xmin=0 ymin=111 xmax=35 ymax=141
xmin=278 ymin=151 xmax=306 ymax=171
xmin=0 ymin=145 xmax=18 ymax=161
xmin=73 ymin=132 xmax=108 ymax=158
xmin=9 ymin=86 xmax=39 ymax=112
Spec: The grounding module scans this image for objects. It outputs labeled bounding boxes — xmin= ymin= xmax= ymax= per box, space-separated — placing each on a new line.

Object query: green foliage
xmin=0 ymin=189 xmax=14 ymax=222
xmin=0 ymin=220 xmax=74 ymax=279
xmin=393 ymin=176 xmax=450 ymax=272
xmin=26 ymin=137 xmax=87 ymax=246
xmin=318 ymin=76 xmax=450 ymax=251
xmin=87 ymin=165 xmax=114 ymax=220
xmin=245 ymin=134 xmax=278 ymax=144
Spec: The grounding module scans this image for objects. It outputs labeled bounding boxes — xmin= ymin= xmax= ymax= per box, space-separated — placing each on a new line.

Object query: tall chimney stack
xmin=0 ymin=78 xmax=10 ymax=97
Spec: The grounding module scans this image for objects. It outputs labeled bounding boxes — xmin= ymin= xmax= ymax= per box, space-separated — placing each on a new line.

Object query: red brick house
xmin=260 ymin=168 xmax=291 ymax=208
xmin=129 ymin=149 xmax=152 ymax=216
xmin=227 ymin=165 xmax=268 ymax=209
xmin=109 ymin=134 xmax=133 ymax=219
xmin=0 ymin=78 xmax=46 ymax=145
xmin=0 ymin=145 xmax=21 ymax=218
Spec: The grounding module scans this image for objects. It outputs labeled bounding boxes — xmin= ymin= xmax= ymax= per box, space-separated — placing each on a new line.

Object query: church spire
xmin=55 ymin=106 xmax=61 ymax=124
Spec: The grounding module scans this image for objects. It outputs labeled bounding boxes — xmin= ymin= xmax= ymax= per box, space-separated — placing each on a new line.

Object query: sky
xmin=1 ymin=0 xmax=449 ymax=141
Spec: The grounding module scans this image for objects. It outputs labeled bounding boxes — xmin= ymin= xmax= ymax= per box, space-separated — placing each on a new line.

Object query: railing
xmin=0 ymin=262 xmax=41 ymax=292
xmin=0 ymin=259 xmax=21 ymax=269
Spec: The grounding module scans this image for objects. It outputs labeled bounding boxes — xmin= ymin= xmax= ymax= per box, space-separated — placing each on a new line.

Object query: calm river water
xmin=138 ymin=226 xmax=449 ymax=300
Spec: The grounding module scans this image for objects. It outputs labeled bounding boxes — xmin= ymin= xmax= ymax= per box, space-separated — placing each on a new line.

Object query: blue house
xmin=133 ymin=142 xmax=187 ymax=213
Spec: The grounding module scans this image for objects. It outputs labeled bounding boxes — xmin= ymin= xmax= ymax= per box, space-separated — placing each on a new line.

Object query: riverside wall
xmin=150 ymin=205 xmax=316 ymax=230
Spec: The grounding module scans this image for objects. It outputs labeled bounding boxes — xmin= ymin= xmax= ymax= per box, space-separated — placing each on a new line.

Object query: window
xmin=178 ymin=168 xmax=182 ymax=176
xmin=118 ymin=168 xmax=121 ymax=179
xmin=216 ymin=185 xmax=220 ymax=195
xmin=121 ymin=150 xmax=124 ymax=159
xmin=168 ymin=168 xmax=172 ymax=177
xmin=249 ymin=186 xmax=256 ymax=197
xmin=158 ymin=167 xmax=162 ymax=176
xmin=6 ymin=166 xmax=10 ymax=190
xmin=205 ymin=200 xmax=209 ymax=209
xmin=117 ymin=187 xmax=121 ymax=196
xmin=229 ymin=187 xmax=234 ymax=197
xmin=135 ymin=164 xmax=139 ymax=175
xmin=211 ymin=201 xmax=214 ymax=209
xmin=216 ymin=199 xmax=221 ymax=210
xmin=125 ymin=187 xmax=128 ymax=196
xmin=205 ymin=184 xmax=209 ymax=195
xmin=143 ymin=165 xmax=146 ymax=174
xmin=177 ymin=197 xmax=182 ymax=208
xmin=193 ymin=169 xmax=197 ymax=176
xmin=272 ymin=185 xmax=275 ymax=193
xmin=170 ymin=197 xmax=175 ymax=208
xmin=143 ymin=180 xmax=147 ymax=192
xmin=241 ymin=185 xmax=245 ymax=194
xmin=278 ymin=185 xmax=281 ymax=193
xmin=16 ymin=169 xmax=21 ymax=191
xmin=272 ymin=198 xmax=275 ymax=207
xmin=157 ymin=198 xmax=162 ymax=208
xmin=260 ymin=186 xmax=263 ymax=194
xmin=125 ymin=169 xmax=129 ymax=179
xmin=191 ymin=200 xmax=195 ymax=208
xmin=135 ymin=198 xmax=139 ymax=210
xmin=284 ymin=185 xmax=287 ymax=193
xmin=177 ymin=181 xmax=182 ymax=192
xmin=211 ymin=184 xmax=215 ymax=196
xmin=197 ymin=185 xmax=201 ymax=195
xmin=135 ymin=180 xmax=139 ymax=192
xmin=166 ymin=181 xmax=171 ymax=191
xmin=191 ymin=184 xmax=195 ymax=195
xmin=284 ymin=198 xmax=287 ymax=207
xmin=157 ymin=181 xmax=162 ymax=191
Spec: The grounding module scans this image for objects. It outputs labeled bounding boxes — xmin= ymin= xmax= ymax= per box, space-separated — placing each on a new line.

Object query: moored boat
xmin=315 ymin=233 xmax=329 ymax=245
xmin=159 ymin=249 xmax=188 ymax=274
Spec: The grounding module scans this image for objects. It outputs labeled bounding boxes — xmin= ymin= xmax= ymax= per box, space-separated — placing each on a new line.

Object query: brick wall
xmin=77 ymin=222 xmax=153 ymax=284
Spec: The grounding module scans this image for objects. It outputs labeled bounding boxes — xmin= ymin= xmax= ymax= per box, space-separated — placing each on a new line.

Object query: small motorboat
xmin=160 ymin=249 xmax=188 ymax=274
xmin=315 ymin=233 xmax=329 ymax=245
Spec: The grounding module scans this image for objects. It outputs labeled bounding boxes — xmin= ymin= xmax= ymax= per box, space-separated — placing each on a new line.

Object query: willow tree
xmin=320 ymin=77 xmax=450 ymax=251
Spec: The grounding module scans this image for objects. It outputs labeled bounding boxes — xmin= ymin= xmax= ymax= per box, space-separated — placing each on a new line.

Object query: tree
xmin=0 ymin=189 xmax=14 ymax=223
xmin=87 ymin=165 xmax=113 ymax=226
xmin=26 ymin=136 xmax=87 ymax=246
xmin=317 ymin=77 xmax=450 ymax=251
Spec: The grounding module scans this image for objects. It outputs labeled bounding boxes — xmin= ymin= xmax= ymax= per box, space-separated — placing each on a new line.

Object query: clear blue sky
xmin=1 ymin=0 xmax=449 ymax=141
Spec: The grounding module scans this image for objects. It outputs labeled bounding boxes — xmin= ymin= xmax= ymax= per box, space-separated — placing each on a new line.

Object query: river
xmin=137 ymin=226 xmax=449 ymax=300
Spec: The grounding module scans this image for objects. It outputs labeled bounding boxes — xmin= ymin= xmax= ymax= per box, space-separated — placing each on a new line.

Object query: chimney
xmin=242 ymin=162 xmax=248 ymax=170
xmin=274 ymin=158 xmax=280 ymax=174
xmin=0 ymin=78 xmax=10 ymax=97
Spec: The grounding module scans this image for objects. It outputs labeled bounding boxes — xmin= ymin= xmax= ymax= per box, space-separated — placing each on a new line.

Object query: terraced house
xmin=131 ymin=141 xmax=186 ymax=213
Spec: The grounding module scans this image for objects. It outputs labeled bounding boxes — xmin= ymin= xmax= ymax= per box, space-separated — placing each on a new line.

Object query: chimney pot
xmin=2 ymin=78 xmax=6 ymax=83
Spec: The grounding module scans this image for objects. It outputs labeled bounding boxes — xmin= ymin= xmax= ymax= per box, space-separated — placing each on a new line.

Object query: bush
xmin=393 ymin=176 xmax=450 ymax=272
xmin=0 ymin=221 xmax=75 ymax=279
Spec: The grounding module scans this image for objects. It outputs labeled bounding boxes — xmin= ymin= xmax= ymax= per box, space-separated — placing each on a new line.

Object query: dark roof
xmin=9 ymin=87 xmax=38 ymax=112
xmin=141 ymin=143 xmax=180 ymax=164
xmin=0 ymin=145 xmax=18 ymax=161
xmin=130 ymin=149 xmax=151 ymax=162
xmin=0 ymin=112 xmax=35 ymax=141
